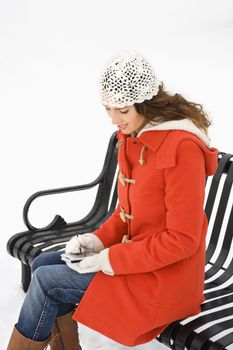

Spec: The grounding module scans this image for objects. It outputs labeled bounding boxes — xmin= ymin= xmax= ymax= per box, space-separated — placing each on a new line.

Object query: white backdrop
xmin=1 ymin=0 xmax=233 ymax=349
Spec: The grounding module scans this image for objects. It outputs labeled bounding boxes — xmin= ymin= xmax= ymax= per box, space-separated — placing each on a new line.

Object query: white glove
xmin=65 ymin=233 xmax=104 ymax=254
xmin=66 ymin=248 xmax=115 ymax=276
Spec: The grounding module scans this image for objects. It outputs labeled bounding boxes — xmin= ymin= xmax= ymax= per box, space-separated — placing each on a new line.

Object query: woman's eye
xmin=120 ymin=110 xmax=128 ymax=114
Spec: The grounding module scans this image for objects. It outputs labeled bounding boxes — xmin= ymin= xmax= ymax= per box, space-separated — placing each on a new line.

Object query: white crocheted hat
xmin=99 ymin=50 xmax=160 ymax=108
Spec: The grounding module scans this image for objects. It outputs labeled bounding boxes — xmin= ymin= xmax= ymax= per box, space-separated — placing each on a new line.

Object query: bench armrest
xmin=22 ymin=132 xmax=118 ymax=232
xmin=23 ymin=173 xmax=105 ymax=232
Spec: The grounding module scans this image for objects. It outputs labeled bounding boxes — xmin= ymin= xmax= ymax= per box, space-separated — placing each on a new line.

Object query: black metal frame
xmin=6 ymin=132 xmax=233 ymax=350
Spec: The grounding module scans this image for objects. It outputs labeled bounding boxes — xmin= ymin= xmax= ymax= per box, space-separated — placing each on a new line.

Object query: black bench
xmin=7 ymin=131 xmax=233 ymax=350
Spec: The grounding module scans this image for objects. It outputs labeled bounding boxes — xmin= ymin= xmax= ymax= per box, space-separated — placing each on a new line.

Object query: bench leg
xmin=21 ymin=263 xmax=31 ymax=292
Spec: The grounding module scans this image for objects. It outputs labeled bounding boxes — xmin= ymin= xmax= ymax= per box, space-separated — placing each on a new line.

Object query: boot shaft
xmin=50 ymin=310 xmax=81 ymax=350
xmin=6 ymin=326 xmax=50 ymax=350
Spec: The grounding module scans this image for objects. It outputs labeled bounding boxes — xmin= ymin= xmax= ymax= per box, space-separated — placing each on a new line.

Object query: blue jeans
xmin=16 ymin=251 xmax=96 ymax=341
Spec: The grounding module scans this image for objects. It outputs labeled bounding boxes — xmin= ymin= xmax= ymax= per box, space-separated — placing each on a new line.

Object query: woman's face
xmin=104 ymin=104 xmax=147 ymax=135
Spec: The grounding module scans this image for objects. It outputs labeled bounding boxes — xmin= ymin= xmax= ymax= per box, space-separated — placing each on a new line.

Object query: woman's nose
xmin=109 ymin=112 xmax=121 ymax=125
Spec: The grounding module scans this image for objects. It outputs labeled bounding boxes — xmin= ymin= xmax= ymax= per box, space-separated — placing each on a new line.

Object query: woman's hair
xmin=134 ymin=82 xmax=212 ymax=135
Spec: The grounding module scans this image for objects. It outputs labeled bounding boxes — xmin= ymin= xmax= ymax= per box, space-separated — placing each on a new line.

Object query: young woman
xmin=6 ymin=51 xmax=219 ymax=349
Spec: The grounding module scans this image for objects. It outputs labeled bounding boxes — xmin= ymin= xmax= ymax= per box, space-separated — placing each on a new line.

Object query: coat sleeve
xmin=93 ymin=202 xmax=128 ymax=248
xmin=108 ymin=140 xmax=208 ymax=274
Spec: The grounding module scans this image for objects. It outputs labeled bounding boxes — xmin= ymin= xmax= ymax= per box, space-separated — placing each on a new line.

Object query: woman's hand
xmin=66 ymin=248 xmax=115 ymax=276
xmin=65 ymin=233 xmax=105 ymax=254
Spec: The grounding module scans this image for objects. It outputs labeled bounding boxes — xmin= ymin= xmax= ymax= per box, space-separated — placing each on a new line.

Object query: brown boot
xmin=6 ymin=325 xmax=50 ymax=350
xmin=50 ymin=310 xmax=81 ymax=350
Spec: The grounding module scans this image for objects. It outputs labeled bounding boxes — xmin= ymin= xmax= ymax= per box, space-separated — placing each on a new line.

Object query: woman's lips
xmin=118 ymin=123 xmax=129 ymax=130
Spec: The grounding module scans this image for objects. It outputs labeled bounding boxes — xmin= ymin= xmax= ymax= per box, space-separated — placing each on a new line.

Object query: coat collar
xmin=137 ymin=130 xmax=170 ymax=153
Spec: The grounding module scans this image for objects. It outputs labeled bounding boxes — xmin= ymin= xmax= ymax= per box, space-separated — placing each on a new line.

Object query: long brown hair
xmin=135 ymin=82 xmax=212 ymax=135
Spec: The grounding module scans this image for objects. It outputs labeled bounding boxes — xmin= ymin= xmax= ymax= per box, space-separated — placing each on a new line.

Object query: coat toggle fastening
xmin=119 ymin=206 xmax=133 ymax=223
xmin=139 ymin=145 xmax=147 ymax=165
xmin=119 ymin=171 xmax=136 ymax=186
xmin=121 ymin=235 xmax=132 ymax=243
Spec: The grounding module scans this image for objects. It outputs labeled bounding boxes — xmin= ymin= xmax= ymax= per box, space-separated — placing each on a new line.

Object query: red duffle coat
xmin=73 ymin=128 xmax=218 ymax=346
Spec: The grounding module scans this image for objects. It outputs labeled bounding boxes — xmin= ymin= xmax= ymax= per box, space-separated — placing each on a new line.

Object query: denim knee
xmin=32 ymin=253 xmax=48 ymax=273
xmin=32 ymin=251 xmax=64 ymax=273
xmin=32 ymin=265 xmax=52 ymax=292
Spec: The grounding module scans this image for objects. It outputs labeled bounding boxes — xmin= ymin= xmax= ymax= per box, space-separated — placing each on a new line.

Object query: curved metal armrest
xmin=23 ymin=173 xmax=104 ymax=232
xmin=23 ymin=131 xmax=118 ymax=233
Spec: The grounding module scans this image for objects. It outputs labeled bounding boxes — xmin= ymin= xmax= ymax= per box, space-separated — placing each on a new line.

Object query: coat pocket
xmin=126 ymin=260 xmax=184 ymax=306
